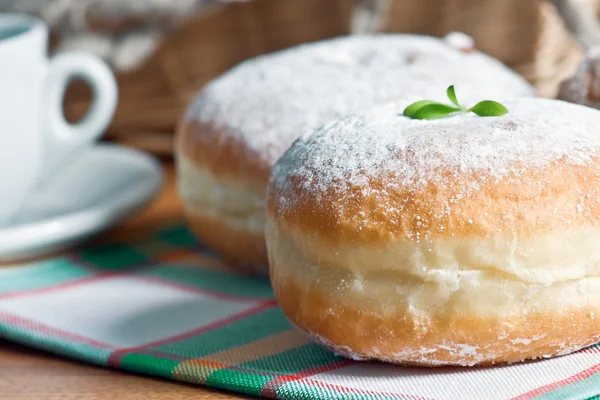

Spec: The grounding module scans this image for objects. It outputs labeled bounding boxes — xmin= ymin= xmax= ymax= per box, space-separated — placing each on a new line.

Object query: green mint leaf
xmin=469 ymin=100 xmax=508 ymax=117
xmin=403 ymin=100 xmax=439 ymax=118
xmin=446 ymin=85 xmax=460 ymax=107
xmin=403 ymin=86 xmax=509 ymax=120
xmin=411 ymin=103 xmax=461 ymax=120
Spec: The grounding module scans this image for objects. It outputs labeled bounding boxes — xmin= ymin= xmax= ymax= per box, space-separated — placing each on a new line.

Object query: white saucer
xmin=0 ymin=144 xmax=163 ymax=262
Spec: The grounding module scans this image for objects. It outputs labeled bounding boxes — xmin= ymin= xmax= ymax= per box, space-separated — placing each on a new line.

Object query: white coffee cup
xmin=0 ymin=14 xmax=117 ymax=224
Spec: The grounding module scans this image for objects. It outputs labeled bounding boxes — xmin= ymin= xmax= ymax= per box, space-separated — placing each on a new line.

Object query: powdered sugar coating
xmin=309 ymin=329 xmax=596 ymax=367
xmin=186 ymin=34 xmax=533 ymax=169
xmin=270 ymin=98 xmax=600 ymax=217
xmin=444 ymin=31 xmax=475 ymax=52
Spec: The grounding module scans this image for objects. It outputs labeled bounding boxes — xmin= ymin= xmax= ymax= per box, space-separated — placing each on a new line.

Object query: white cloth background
xmin=0 ymin=0 xmax=248 ymax=71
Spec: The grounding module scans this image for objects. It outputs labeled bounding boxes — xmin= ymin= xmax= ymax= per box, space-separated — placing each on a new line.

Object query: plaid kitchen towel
xmin=0 ymin=225 xmax=600 ymax=400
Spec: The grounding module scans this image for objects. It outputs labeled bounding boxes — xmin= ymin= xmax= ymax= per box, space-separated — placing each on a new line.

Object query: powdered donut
xmin=267 ymin=97 xmax=600 ymax=366
xmin=176 ymin=33 xmax=534 ymax=269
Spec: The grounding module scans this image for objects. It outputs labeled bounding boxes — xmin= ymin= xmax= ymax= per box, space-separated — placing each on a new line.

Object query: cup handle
xmin=40 ymin=52 xmax=118 ymax=182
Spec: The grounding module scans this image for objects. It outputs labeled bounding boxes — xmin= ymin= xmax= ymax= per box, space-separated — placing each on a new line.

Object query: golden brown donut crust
xmin=184 ymin=206 xmax=267 ymax=271
xmin=268 ymin=156 xmax=600 ymax=243
xmin=176 ymin=120 xmax=270 ymax=188
xmin=274 ymin=276 xmax=600 ymax=367
xmin=177 ymin=121 xmax=270 ymax=270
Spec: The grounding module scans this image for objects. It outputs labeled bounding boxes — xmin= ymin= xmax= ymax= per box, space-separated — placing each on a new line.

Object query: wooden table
xmin=0 ymin=163 xmax=245 ymax=399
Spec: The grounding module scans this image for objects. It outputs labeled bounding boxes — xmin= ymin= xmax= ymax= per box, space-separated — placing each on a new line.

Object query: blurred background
xmin=0 ymin=0 xmax=595 ymax=157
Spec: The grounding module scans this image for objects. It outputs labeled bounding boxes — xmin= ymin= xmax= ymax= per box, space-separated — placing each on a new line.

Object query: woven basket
xmin=64 ymin=0 xmax=354 ymax=155
xmin=378 ymin=0 xmax=584 ymax=98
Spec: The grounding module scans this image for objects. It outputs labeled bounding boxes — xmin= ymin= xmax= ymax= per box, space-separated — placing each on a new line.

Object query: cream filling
xmin=176 ymin=155 xmax=266 ymax=233
xmin=266 ymin=216 xmax=600 ymax=319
